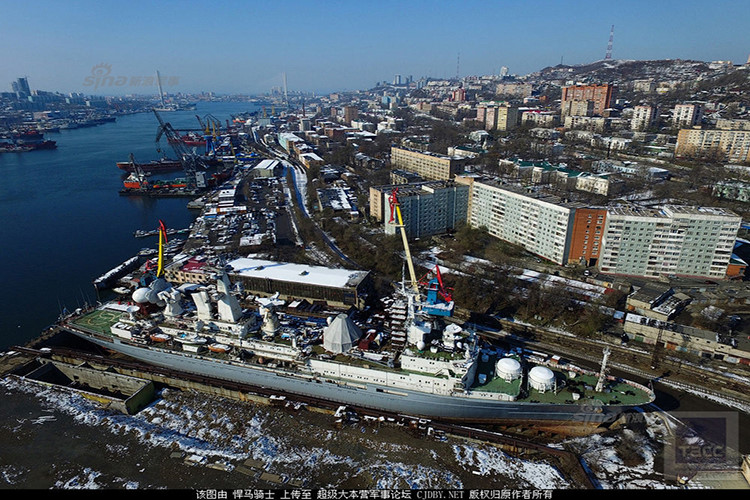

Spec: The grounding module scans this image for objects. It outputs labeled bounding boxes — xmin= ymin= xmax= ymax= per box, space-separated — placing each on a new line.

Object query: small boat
xmin=174 ymin=335 xmax=207 ymax=345
xmin=208 ymin=343 xmax=231 ymax=353
xmin=149 ymin=333 xmax=170 ymax=343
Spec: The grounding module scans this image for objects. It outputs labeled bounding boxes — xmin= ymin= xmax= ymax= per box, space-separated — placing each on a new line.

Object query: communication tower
xmin=605 ymin=25 xmax=614 ymax=60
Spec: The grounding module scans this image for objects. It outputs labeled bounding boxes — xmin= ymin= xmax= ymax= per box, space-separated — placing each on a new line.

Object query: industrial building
xmin=227 ymin=257 xmax=372 ymax=309
xmin=164 ymin=257 xmax=372 ymax=309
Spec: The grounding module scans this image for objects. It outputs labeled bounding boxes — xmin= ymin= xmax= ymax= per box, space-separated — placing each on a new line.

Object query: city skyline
xmin=2 ymin=0 xmax=749 ymax=96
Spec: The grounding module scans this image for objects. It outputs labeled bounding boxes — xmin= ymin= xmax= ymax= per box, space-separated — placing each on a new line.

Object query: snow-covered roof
xmin=227 ymin=257 xmax=369 ymax=289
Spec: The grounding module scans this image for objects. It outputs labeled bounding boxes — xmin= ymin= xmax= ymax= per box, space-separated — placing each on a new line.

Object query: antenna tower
xmin=595 ymin=347 xmax=611 ymax=392
xmin=456 ymin=52 xmax=460 ymax=81
xmin=282 ymin=72 xmax=289 ymax=109
xmin=605 ymin=25 xmax=614 ymax=60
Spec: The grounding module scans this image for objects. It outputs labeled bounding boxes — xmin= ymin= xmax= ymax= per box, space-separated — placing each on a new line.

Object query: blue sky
xmin=1 ymin=0 xmax=748 ymax=96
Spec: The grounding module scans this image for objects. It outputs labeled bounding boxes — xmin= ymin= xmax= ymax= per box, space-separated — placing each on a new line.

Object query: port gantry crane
xmin=153 ymin=109 xmax=207 ymax=188
xmin=388 ymin=188 xmax=420 ymax=296
xmin=388 ymin=187 xmax=455 ymax=317
xmin=127 ymin=152 xmax=150 ymax=191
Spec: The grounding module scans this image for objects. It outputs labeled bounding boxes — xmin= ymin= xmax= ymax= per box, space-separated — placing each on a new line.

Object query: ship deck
xmin=471 ymin=351 xmax=651 ymax=406
xmin=70 ymin=308 xmax=122 ymax=335
xmin=68 ymin=306 xmax=654 ymax=408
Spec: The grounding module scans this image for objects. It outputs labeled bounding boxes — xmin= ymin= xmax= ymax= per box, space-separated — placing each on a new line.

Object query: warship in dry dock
xmin=60 ymin=222 xmax=655 ymax=435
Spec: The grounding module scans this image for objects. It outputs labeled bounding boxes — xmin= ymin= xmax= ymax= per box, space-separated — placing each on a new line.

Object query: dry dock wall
xmin=23 ymin=360 xmax=156 ymax=414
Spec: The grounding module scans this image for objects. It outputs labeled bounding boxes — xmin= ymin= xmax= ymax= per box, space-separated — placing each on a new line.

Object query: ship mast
xmin=595 ymin=346 xmax=611 ymax=392
xmin=156 ymin=219 xmax=167 ymax=278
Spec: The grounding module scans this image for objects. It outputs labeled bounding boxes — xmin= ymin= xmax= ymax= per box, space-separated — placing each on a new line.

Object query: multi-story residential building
xmin=342 ymin=105 xmax=359 ymax=125
xmin=631 ymin=105 xmax=658 ymax=131
xmin=521 ymin=111 xmax=559 ymax=127
xmin=562 ymin=99 xmax=595 ymax=118
xmin=390 ymin=146 xmax=467 ymax=181
xmin=561 ymin=84 xmax=615 ymax=117
xmin=568 ymin=208 xmax=608 ymax=266
xmin=716 ymin=118 xmax=750 ymax=131
xmin=632 ymin=80 xmax=656 ymax=93
xmin=529 ymin=163 xmax=621 ymax=197
xmin=598 ymin=206 xmax=740 ymax=279
xmin=675 ymin=128 xmax=750 ymax=162
xmin=467 ymin=180 xmax=580 ymax=264
xmin=495 ymin=82 xmax=533 ymax=98
xmin=672 ymin=104 xmax=702 ymax=128
xmin=390 ymin=169 xmax=423 ymax=185
xmin=451 ymin=87 xmax=466 ymax=102
xmin=370 ymin=181 xmax=469 ymax=239
xmin=476 ymin=102 xmax=518 ymax=131
xmin=563 ymin=115 xmax=607 ymax=132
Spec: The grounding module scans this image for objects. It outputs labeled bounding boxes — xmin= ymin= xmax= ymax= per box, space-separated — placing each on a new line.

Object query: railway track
xmin=489 ymin=319 xmax=750 ymax=412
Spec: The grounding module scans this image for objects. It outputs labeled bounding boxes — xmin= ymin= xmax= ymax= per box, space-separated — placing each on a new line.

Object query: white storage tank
xmin=528 ymin=366 xmax=555 ymax=392
xmin=495 ymin=357 xmax=522 ymax=382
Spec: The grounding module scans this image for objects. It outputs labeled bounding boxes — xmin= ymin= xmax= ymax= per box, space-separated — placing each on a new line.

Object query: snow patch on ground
xmin=452 ymin=444 xmax=570 ymax=489
xmin=562 ymin=412 xmax=676 ymax=489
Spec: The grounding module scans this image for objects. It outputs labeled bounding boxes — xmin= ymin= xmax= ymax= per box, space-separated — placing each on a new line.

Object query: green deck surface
xmin=472 ymin=353 xmax=652 ymax=405
xmin=70 ymin=308 xmax=122 ymax=335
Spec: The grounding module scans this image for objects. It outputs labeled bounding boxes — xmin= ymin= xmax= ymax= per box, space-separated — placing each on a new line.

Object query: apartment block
xmin=675 ymin=128 xmax=750 ymax=162
xmin=568 ymin=208 xmax=608 ymax=266
xmin=716 ymin=118 xmax=750 ymax=131
xmin=390 ymin=146 xmax=467 ymax=181
xmin=598 ymin=206 xmax=740 ymax=279
xmin=672 ymin=104 xmax=702 ymax=128
xmin=562 ymin=99 xmax=595 ymax=118
xmin=468 ymin=181 xmax=580 ymax=264
xmin=563 ymin=115 xmax=607 ymax=132
xmin=476 ymin=102 xmax=518 ymax=131
xmin=495 ymin=82 xmax=533 ymax=97
xmin=561 ymin=84 xmax=615 ymax=117
xmin=631 ymin=105 xmax=658 ymax=131
xmin=522 ymin=111 xmax=559 ymax=127
xmin=371 ymin=181 xmax=469 ymax=239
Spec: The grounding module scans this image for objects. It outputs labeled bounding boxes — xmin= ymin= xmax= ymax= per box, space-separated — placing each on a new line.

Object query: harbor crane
xmin=153 ymin=109 xmax=207 ymax=188
xmin=388 ymin=188 xmax=454 ymax=317
xmin=127 ymin=153 xmax=150 ymax=191
xmin=388 ymin=188 xmax=420 ymax=295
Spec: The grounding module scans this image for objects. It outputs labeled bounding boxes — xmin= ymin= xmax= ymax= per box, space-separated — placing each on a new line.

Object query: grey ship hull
xmin=70 ymin=330 xmax=638 ymax=429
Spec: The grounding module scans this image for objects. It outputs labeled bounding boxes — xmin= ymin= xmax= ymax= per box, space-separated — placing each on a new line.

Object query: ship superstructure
xmin=62 ymin=223 xmax=655 ymax=434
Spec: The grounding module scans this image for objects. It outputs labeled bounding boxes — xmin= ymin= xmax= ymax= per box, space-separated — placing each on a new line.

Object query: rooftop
xmin=228 ymin=257 xmax=369 ymax=289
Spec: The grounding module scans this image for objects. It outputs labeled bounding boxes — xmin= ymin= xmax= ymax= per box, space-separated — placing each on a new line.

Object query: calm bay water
xmin=0 ymin=101 xmax=258 ymax=350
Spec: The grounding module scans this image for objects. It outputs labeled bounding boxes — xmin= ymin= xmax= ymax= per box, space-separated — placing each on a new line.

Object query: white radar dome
xmin=495 ymin=357 xmax=522 ymax=381
xmin=528 ymin=366 xmax=555 ymax=392
xmin=132 ymin=287 xmax=151 ymax=303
